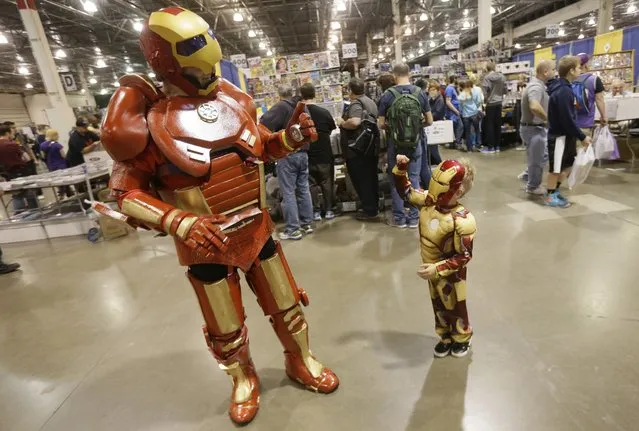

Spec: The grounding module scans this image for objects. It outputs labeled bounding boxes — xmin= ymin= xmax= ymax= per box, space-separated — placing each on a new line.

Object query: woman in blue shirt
xmin=458 ymin=80 xmax=483 ymax=152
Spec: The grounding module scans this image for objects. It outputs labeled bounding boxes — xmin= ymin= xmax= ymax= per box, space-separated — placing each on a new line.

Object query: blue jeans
xmin=13 ymin=190 xmax=38 ymax=214
xmin=276 ymin=151 xmax=313 ymax=233
xmin=419 ymin=137 xmax=432 ymax=187
xmin=387 ymin=141 xmax=421 ymax=224
xmin=463 ymin=115 xmax=481 ymax=150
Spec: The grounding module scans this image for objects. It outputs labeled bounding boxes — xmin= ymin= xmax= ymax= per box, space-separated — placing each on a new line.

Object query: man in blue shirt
xmin=378 ymin=63 xmax=433 ymax=228
xmin=444 ymin=76 xmax=463 ymax=149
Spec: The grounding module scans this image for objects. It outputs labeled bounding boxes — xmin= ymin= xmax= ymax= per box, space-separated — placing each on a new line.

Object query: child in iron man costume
xmin=100 ymin=7 xmax=338 ymax=425
xmin=393 ymin=155 xmax=477 ymax=359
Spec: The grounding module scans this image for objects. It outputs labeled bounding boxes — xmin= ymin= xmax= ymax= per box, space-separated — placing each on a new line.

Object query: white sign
xmin=445 ymin=34 xmax=460 ymax=50
xmin=424 ymin=120 xmax=454 ymax=145
xmin=546 ymin=24 xmax=561 ymax=39
xmin=60 ymin=73 xmax=77 ymax=92
xmin=342 ymin=43 xmax=358 ymax=59
xmin=230 ymin=54 xmax=248 ymax=69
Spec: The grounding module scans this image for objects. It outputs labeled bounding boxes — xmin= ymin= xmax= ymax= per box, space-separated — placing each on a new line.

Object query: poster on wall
xmin=328 ymin=51 xmax=340 ymax=68
xmin=230 ymin=54 xmax=248 ymax=69
xmin=261 ymin=58 xmax=275 ymax=76
xmin=302 ymin=53 xmax=317 ymax=71
xmin=316 ymin=52 xmax=329 ymax=68
xmin=275 ymin=57 xmax=288 ymax=73
xmin=248 ymin=56 xmax=261 ymax=78
xmin=445 ymin=34 xmax=460 ymax=50
xmin=288 ymin=54 xmax=302 ymax=73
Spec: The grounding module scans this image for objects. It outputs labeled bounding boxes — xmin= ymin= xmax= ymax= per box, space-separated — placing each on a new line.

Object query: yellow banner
xmin=594 ymin=30 xmax=623 ymax=54
xmin=534 ymin=47 xmax=555 ymax=65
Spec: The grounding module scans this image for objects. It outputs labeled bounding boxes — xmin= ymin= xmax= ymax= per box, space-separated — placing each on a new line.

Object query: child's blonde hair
xmin=45 ymin=129 xmax=59 ymax=141
xmin=457 ymin=158 xmax=476 ymax=197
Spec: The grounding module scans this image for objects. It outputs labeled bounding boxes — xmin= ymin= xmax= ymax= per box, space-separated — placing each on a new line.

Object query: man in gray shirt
xmin=519 ymin=60 xmax=556 ymax=195
xmin=481 ymin=62 xmax=506 ymax=153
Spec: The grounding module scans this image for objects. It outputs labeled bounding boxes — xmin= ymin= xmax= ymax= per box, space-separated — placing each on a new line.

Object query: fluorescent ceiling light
xmin=588 ymin=17 xmax=595 ymax=25
xmin=408 ymin=53 xmax=415 ymax=60
xmin=555 ymin=42 xmax=560 ymax=45
xmin=514 ymin=43 xmax=521 ymax=49
xmin=418 ymin=48 xmax=424 ymax=55
xmin=430 ymin=31 xmax=434 ymax=38
xmin=89 ymin=69 xmax=94 ymax=75
xmin=429 ymin=40 xmax=436 ymax=48
xmin=402 ymin=56 xmax=406 ymax=62
xmin=233 ymin=12 xmax=244 ymax=22
xmin=0 ymin=33 xmax=9 ymax=44
xmin=266 ymin=49 xmax=273 ymax=56
xmin=336 ymin=1 xmax=347 ymax=11
xmin=16 ymin=55 xmax=23 ymax=61
xmin=490 ymin=6 xmax=496 ymax=14
xmin=558 ymin=29 xmax=565 ymax=36
xmin=378 ymin=53 xmax=384 ymax=59
xmin=463 ymin=21 xmax=470 ymax=29
xmin=259 ymin=41 xmax=266 ymax=49
xmin=100 ymin=89 xmax=107 ymax=95
xmin=148 ymin=72 xmax=156 ymax=78
xmin=385 ymin=46 xmax=391 ymax=53
xmin=133 ymin=21 xmax=143 ymax=32
xmin=114 ymin=81 xmax=120 ymax=87
xmin=404 ymin=27 xmax=412 ymax=36
xmin=331 ymin=21 xmax=341 ymax=30
xmin=419 ymin=13 xmax=428 ymax=21
xmin=82 ymin=0 xmax=97 ymax=13
xmin=94 ymin=47 xmax=101 ymax=54
xmin=81 ymin=88 xmax=86 ymax=94
xmin=55 ymin=49 xmax=67 ymax=58
xmin=327 ymin=42 xmax=335 ymax=50
xmin=25 ymin=83 xmax=33 ymax=89
xmin=330 ymin=34 xmax=339 ymax=43
xmin=96 ymin=59 xmax=106 ymax=68
xmin=463 ymin=9 xmax=469 ymax=17
xmin=609 ymin=25 xmax=614 ymax=30
xmin=248 ymin=29 xmax=256 ymax=38
xmin=18 ymin=66 xmax=29 ymax=75
xmin=578 ymin=33 xmax=585 ymax=39
xmin=536 ymin=43 xmax=542 ymax=48
xmin=89 ymin=77 xmax=98 ymax=84
xmin=126 ymin=65 xmax=133 ymax=73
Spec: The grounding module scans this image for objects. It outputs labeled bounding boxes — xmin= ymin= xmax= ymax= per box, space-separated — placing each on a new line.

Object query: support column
xmin=504 ymin=22 xmax=514 ymax=48
xmin=597 ymin=0 xmax=613 ymax=35
xmin=17 ymin=0 xmax=76 ymax=146
xmin=366 ymin=32 xmax=373 ymax=68
xmin=76 ymin=66 xmax=97 ymax=107
xmin=392 ymin=0 xmax=402 ymax=64
xmin=478 ymin=0 xmax=492 ymax=45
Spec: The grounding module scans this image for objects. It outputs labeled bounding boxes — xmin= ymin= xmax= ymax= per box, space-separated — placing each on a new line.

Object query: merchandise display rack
xmin=588 ymin=50 xmax=635 ymax=86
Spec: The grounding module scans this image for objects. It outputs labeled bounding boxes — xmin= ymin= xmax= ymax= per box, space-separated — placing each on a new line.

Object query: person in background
xmin=427 ymin=81 xmax=444 ymax=166
xmin=4 ymin=121 xmax=42 ymax=199
xmin=376 ymin=72 xmax=396 ymax=94
xmin=261 ymin=85 xmax=314 ymax=240
xmin=338 ymin=77 xmax=380 ymax=221
xmin=415 ymin=78 xmax=436 ymax=187
xmin=458 ymin=80 xmax=482 ymax=153
xmin=0 ymin=189 xmax=21 ymax=275
xmin=444 ymin=76 xmax=463 ymax=150
xmin=470 ymin=76 xmax=485 ymax=148
xmin=0 ymin=124 xmax=38 ymax=213
xmin=609 ymin=79 xmax=630 ymax=97
xmin=545 ymin=56 xmax=592 ymax=208
xmin=299 ymin=82 xmax=337 ymax=221
xmin=40 ymin=129 xmax=72 ymax=198
xmin=519 ymin=60 xmax=555 ymax=196
xmin=66 ymin=118 xmax=100 ymax=168
xmin=575 ymin=53 xmax=607 ymax=142
xmin=34 ymin=124 xmax=48 ymax=161
xmin=378 ymin=63 xmax=433 ymax=229
xmin=481 ymin=61 xmax=506 ymax=153
xmin=87 ymin=114 xmax=102 ymax=136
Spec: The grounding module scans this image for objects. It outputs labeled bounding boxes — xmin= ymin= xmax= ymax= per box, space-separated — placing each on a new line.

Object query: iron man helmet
xmin=140 ymin=7 xmax=222 ymax=96
xmin=427 ymin=160 xmax=466 ymax=207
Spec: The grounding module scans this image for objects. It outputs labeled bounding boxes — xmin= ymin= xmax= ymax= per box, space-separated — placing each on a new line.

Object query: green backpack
xmin=386 ymin=87 xmax=423 ymax=151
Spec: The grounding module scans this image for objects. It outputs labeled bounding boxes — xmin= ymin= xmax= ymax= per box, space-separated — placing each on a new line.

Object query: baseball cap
xmin=76 ymin=118 xmax=89 ymax=127
xmin=577 ymin=53 xmax=589 ymax=66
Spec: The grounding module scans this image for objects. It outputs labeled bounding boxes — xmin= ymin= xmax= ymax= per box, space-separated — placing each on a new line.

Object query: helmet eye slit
xmin=176 ymin=34 xmax=207 ymax=57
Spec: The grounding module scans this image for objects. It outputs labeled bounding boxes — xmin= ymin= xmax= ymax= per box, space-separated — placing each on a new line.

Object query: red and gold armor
xmin=393 ymin=159 xmax=477 ymax=345
xmin=101 ymin=7 xmax=337 ymax=425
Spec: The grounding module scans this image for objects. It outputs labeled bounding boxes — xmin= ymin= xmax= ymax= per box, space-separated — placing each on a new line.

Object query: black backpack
xmin=345 ymin=99 xmax=380 ymax=157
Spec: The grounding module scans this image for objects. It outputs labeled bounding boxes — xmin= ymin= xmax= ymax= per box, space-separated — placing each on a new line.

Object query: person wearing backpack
xmin=574 ymin=53 xmax=607 ymax=142
xmin=338 ymin=77 xmax=381 ymax=221
xmin=378 ymin=63 xmax=433 ymax=228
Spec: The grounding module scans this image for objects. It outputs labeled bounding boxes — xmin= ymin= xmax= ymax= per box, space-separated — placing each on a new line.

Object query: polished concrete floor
xmin=2 ymin=148 xmax=639 ymax=431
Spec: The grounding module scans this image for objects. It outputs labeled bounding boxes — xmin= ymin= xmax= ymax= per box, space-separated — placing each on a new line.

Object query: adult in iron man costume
xmin=101 ymin=7 xmax=338 ymax=424
xmin=393 ymin=155 xmax=477 ymax=358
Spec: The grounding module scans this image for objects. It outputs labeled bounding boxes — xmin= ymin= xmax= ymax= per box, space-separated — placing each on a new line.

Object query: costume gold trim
xmin=291 ymin=323 xmax=324 ymax=378
xmin=163 ymin=209 xmax=181 ymax=234
xmin=219 ymin=361 xmax=252 ymax=403
xmin=280 ymin=131 xmax=295 ymax=152
xmin=121 ymin=198 xmax=164 ymax=225
xmin=176 ymin=215 xmax=198 ymax=240
xmin=203 ymin=278 xmax=242 ymax=334
xmin=261 ymin=253 xmax=297 ymax=311
xmin=174 ymin=186 xmax=212 ymax=215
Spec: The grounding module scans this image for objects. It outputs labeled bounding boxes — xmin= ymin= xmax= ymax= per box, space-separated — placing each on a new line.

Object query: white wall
xmin=428 ymin=55 xmax=450 ymax=67
xmin=0 ymin=94 xmax=31 ymax=125
xmin=23 ymin=93 xmax=97 ymax=126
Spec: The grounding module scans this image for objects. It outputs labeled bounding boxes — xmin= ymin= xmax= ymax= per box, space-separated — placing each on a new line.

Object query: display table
xmin=595 ymin=96 xmax=639 ymax=170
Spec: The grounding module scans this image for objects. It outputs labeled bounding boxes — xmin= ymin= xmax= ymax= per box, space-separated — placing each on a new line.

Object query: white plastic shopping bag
xmin=568 ymin=144 xmax=596 ymax=189
xmin=592 ymin=125 xmax=616 ymax=160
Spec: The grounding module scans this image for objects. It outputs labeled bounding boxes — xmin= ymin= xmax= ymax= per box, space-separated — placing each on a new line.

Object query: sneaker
xmin=556 ymin=191 xmax=569 ymax=202
xmin=389 ymin=218 xmax=407 ymax=228
xmin=302 ymin=225 xmax=314 ymax=234
xmin=313 ymin=212 xmax=322 ymax=221
xmin=433 ymin=341 xmax=452 ymax=358
xmin=526 ymin=186 xmax=547 ymax=195
xmin=279 ymin=230 xmax=303 ymax=240
xmin=356 ymin=212 xmax=378 ymax=222
xmin=544 ymin=192 xmax=571 ymax=208
xmin=480 ymin=147 xmax=495 ymax=154
xmin=37 ymin=195 xmax=45 ymax=200
xmin=0 ymin=262 xmax=20 ymax=275
xmin=517 ymin=171 xmax=529 ymax=182
xmin=325 ymin=211 xmax=336 ymax=220
xmin=451 ymin=342 xmax=471 ymax=358
xmin=460 ymin=147 xmax=468 ymax=153
xmin=408 ymin=219 xmax=419 ymax=229
xmin=472 ymin=147 xmax=481 ymax=153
